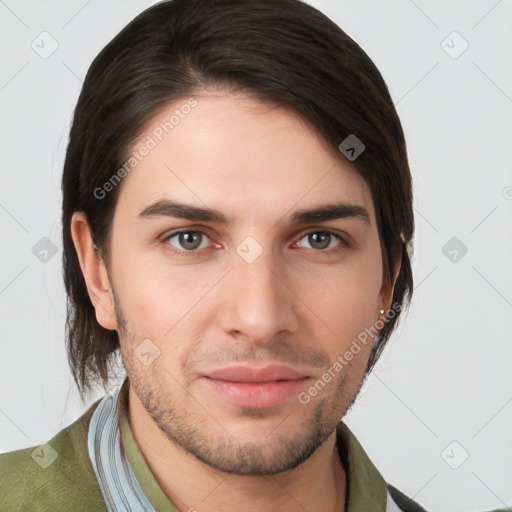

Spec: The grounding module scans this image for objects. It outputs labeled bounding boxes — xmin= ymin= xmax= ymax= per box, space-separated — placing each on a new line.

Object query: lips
xmin=200 ymin=364 xmax=310 ymax=409
xmin=203 ymin=364 xmax=308 ymax=383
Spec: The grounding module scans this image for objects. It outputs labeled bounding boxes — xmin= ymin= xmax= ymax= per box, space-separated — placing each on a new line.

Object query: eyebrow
xmin=138 ymin=199 xmax=370 ymax=226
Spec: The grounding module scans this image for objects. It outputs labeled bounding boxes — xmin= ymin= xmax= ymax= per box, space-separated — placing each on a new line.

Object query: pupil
xmin=181 ymin=232 xmax=200 ymax=250
xmin=311 ymin=232 xmax=329 ymax=249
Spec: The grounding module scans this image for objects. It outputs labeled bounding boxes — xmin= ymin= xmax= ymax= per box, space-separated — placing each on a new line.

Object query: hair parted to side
xmin=62 ymin=0 xmax=414 ymax=401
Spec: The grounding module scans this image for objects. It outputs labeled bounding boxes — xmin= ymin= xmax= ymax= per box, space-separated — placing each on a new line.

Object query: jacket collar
xmin=88 ymin=377 xmax=392 ymax=511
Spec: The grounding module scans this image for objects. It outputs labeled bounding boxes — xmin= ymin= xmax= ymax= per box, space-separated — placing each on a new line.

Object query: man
xmin=0 ymin=0 xmax=426 ymax=510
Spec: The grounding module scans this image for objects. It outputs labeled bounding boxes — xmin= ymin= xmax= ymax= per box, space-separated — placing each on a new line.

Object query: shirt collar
xmin=95 ymin=377 xmax=388 ymax=511
xmin=335 ymin=421 xmax=388 ymax=511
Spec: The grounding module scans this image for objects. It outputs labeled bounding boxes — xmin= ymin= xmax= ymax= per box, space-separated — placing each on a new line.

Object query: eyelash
xmin=161 ymin=229 xmax=349 ymax=257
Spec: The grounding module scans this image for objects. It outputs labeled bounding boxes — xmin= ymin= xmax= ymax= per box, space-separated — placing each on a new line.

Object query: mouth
xmin=200 ymin=364 xmax=310 ymax=409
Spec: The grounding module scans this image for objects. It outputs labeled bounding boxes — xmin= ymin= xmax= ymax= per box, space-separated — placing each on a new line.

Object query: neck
xmin=127 ymin=385 xmax=347 ymax=512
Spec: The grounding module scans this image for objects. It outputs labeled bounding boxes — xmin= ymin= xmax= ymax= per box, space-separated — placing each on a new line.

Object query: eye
xmin=295 ymin=230 xmax=346 ymax=251
xmin=163 ymin=230 xmax=211 ymax=253
xmin=161 ymin=228 xmax=348 ymax=257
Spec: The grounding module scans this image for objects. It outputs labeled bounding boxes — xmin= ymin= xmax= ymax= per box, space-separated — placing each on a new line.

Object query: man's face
xmin=106 ymin=92 xmax=394 ymax=475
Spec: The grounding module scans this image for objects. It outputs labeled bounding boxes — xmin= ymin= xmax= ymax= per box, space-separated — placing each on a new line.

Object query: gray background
xmin=1 ymin=1 xmax=511 ymax=510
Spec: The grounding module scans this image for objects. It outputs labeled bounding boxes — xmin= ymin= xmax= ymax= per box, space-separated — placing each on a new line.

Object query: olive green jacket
xmin=0 ymin=380 xmax=428 ymax=511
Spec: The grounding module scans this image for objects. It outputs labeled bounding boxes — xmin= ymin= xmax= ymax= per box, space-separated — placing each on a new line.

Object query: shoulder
xmin=387 ymin=483 xmax=429 ymax=512
xmin=0 ymin=401 xmax=106 ymax=512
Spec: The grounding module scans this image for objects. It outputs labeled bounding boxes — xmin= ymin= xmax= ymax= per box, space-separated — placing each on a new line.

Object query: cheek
xmin=111 ymin=250 xmax=217 ymax=340
xmin=308 ymin=264 xmax=381 ymax=325
xmin=295 ymin=257 xmax=382 ymax=363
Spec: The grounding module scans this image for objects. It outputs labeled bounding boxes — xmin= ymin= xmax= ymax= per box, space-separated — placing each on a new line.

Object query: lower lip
xmin=201 ymin=377 xmax=309 ymax=409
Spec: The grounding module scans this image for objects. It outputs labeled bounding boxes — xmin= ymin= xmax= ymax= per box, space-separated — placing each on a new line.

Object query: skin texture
xmin=71 ymin=91 xmax=401 ymax=512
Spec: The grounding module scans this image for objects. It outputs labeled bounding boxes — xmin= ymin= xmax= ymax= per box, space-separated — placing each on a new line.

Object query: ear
xmin=378 ymin=245 xmax=402 ymax=316
xmin=70 ymin=212 xmax=117 ymax=330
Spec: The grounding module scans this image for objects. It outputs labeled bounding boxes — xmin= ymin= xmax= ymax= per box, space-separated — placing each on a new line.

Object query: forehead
xmin=116 ymin=93 xmax=375 ymax=226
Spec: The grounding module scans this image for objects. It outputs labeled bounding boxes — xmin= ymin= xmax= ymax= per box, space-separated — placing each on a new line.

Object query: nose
xmin=219 ymin=249 xmax=299 ymax=346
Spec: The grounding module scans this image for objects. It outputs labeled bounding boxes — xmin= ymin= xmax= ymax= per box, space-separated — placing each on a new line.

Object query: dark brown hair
xmin=62 ymin=0 xmax=414 ymax=400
